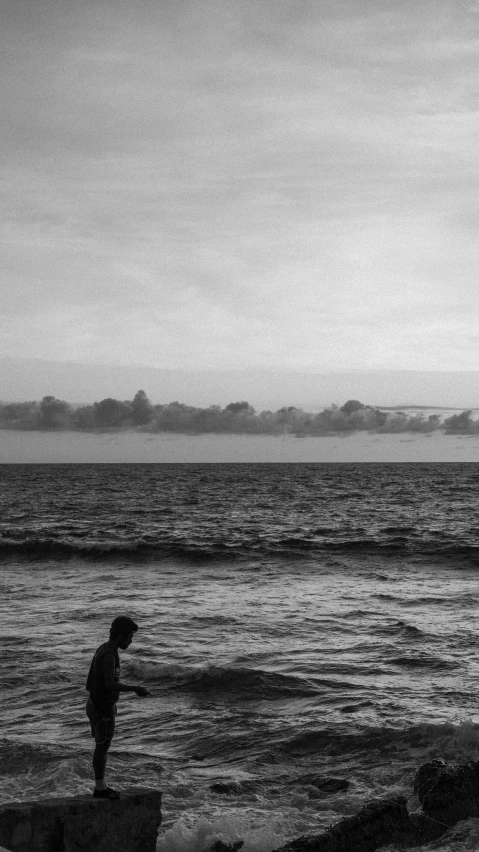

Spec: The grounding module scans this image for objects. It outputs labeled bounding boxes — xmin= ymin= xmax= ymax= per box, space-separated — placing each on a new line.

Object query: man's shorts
xmin=86 ymin=698 xmax=116 ymax=744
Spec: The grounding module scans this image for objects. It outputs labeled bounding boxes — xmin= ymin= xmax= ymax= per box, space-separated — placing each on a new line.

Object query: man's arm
xmin=102 ymin=654 xmax=149 ymax=697
xmin=106 ymin=681 xmax=148 ymax=696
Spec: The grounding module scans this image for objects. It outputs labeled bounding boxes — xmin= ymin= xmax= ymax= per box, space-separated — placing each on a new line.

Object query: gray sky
xmin=2 ymin=0 xmax=479 ymax=373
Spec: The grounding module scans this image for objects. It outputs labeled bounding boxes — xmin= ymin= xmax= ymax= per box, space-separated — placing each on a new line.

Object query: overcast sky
xmin=2 ymin=0 xmax=479 ymax=374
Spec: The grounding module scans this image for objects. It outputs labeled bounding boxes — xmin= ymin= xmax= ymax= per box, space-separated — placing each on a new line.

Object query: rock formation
xmin=210 ymin=782 xmax=244 ymax=795
xmin=0 ymin=788 xmax=162 ymax=852
xmin=276 ymin=796 xmax=415 ymax=852
xmin=273 ymin=759 xmax=479 ymax=852
xmin=297 ymin=776 xmax=350 ymax=797
xmin=414 ymin=757 xmax=479 ymax=824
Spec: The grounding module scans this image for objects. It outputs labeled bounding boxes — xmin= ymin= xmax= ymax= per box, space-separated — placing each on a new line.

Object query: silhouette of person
xmin=86 ymin=615 xmax=149 ymax=798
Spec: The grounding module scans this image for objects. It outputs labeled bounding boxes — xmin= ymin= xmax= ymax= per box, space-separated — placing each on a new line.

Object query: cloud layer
xmin=2 ymin=0 xmax=479 ymax=370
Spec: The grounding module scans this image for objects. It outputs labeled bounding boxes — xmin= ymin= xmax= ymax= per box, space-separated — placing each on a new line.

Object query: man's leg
xmin=86 ymin=700 xmax=118 ymax=798
xmin=93 ymin=739 xmax=111 ymax=790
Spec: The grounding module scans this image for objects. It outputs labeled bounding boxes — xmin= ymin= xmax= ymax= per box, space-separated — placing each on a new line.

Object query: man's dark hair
xmin=110 ymin=616 xmax=139 ymax=640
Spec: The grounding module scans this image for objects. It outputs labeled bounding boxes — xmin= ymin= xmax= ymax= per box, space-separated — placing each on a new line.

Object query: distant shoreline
xmin=2 ymin=394 xmax=479 ymax=437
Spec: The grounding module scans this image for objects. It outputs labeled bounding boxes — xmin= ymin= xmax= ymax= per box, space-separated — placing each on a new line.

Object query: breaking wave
xmin=124 ymin=660 xmax=320 ymax=700
xmin=280 ymin=719 xmax=479 ymax=761
xmin=2 ymin=534 xmax=479 ymax=562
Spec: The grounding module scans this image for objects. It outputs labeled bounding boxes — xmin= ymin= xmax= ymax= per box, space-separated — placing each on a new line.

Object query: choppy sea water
xmin=2 ymin=462 xmax=479 ymax=852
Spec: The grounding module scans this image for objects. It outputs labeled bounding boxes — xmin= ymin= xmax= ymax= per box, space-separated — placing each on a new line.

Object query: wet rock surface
xmin=0 ymin=788 xmax=162 ymax=852
xmin=414 ymin=758 xmax=479 ymax=823
xmin=272 ymin=759 xmax=479 ymax=852
xmin=210 ymin=841 xmax=244 ymax=852
xmin=210 ymin=782 xmax=244 ymax=796
xmin=297 ymin=776 xmax=350 ymax=796
xmin=275 ymin=796 xmax=414 ymax=852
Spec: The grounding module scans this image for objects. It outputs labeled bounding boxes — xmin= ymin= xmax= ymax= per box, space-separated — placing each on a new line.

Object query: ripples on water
xmin=3 ymin=462 xmax=479 ymax=559
xmin=2 ymin=463 xmax=479 ymax=852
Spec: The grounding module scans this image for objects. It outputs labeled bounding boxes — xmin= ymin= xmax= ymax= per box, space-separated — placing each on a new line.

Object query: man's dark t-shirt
xmin=86 ymin=641 xmax=120 ymax=711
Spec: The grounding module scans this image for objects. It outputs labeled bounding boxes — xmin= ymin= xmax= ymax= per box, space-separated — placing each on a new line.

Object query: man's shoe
xmin=93 ymin=787 xmax=120 ymax=799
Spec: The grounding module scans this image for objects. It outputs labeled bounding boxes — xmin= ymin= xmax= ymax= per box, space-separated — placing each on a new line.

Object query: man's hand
xmin=134 ymin=686 xmax=149 ymax=697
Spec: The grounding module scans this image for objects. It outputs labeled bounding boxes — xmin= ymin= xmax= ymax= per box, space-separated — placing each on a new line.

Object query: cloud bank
xmin=2 ymin=0 xmax=479 ymax=371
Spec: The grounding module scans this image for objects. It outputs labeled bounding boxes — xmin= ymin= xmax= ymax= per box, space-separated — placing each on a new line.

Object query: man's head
xmin=109 ymin=615 xmax=138 ymax=649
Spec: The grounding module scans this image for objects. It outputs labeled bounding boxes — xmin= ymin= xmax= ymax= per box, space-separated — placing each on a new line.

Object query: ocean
xmin=2 ymin=462 xmax=479 ymax=852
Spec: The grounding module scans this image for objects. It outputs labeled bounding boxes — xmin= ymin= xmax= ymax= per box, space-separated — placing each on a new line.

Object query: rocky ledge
xmin=0 ymin=787 xmax=162 ymax=852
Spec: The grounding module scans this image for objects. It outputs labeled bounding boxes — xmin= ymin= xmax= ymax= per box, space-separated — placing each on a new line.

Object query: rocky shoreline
xmin=275 ymin=758 xmax=479 ymax=852
xmin=0 ymin=759 xmax=478 ymax=852
xmin=214 ymin=759 xmax=479 ymax=852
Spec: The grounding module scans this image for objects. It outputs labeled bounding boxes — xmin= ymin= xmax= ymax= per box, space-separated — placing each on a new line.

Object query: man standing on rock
xmin=86 ymin=615 xmax=149 ymax=799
